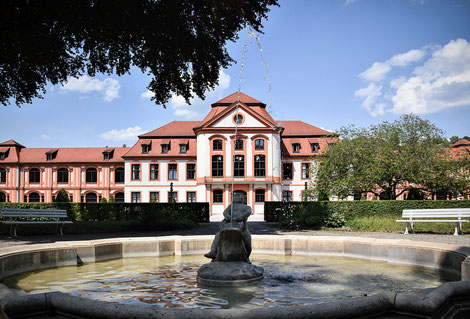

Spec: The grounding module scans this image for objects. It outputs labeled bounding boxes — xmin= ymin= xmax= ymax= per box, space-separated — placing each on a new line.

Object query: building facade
xmin=0 ymin=93 xmax=335 ymax=216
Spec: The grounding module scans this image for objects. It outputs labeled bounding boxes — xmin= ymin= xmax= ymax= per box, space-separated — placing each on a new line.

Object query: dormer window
xmin=0 ymin=148 xmax=10 ymax=161
xmin=45 ymin=149 xmax=58 ymax=161
xmin=293 ymin=143 xmax=301 ymax=153
xmin=162 ymin=144 xmax=168 ymax=154
xmin=180 ymin=144 xmax=187 ymax=154
xmin=102 ymin=148 xmax=114 ymax=161
xmin=0 ymin=153 xmax=6 ymax=161
xmin=311 ymin=143 xmax=320 ymax=153
xmin=142 ymin=144 xmax=149 ymax=154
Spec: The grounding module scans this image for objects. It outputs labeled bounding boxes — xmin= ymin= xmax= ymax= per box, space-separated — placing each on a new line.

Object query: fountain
xmin=197 ymin=193 xmax=264 ymax=287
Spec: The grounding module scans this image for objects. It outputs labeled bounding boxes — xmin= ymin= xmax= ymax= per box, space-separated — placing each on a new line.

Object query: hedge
xmin=264 ymin=200 xmax=470 ymax=225
xmin=0 ymin=202 xmax=210 ymax=223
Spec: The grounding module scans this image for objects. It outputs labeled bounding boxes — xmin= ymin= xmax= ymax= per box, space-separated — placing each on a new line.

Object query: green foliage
xmin=108 ymin=196 xmax=116 ymax=204
xmin=265 ymin=200 xmax=470 ymax=230
xmin=54 ymin=188 xmax=70 ymax=203
xmin=99 ymin=197 xmax=108 ymax=203
xmin=1 ymin=0 xmax=278 ymax=106
xmin=0 ymin=202 xmax=209 ymax=224
xmin=316 ymin=115 xmax=470 ymax=200
xmin=133 ymin=206 xmax=197 ymax=231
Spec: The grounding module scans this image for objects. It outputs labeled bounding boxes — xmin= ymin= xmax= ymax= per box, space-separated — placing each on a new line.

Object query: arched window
xmin=234 ymin=155 xmax=244 ymax=177
xmin=0 ymin=168 xmax=6 ymax=184
xmin=212 ymin=155 xmax=223 ymax=177
xmin=85 ymin=193 xmax=98 ymax=203
xmin=0 ymin=192 xmax=6 ymax=202
xmin=114 ymin=192 xmax=124 ymax=203
xmin=254 ymin=139 xmax=265 ymax=150
xmin=29 ymin=192 xmax=40 ymax=202
xmin=254 ymin=155 xmax=266 ymax=177
xmin=57 ymin=168 xmax=69 ymax=184
xmin=115 ymin=167 xmax=125 ymax=183
xmin=29 ymin=168 xmax=40 ymax=184
xmin=86 ymin=168 xmax=97 ymax=183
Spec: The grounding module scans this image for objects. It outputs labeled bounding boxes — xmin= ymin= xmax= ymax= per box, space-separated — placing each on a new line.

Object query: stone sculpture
xmin=197 ymin=193 xmax=264 ymax=287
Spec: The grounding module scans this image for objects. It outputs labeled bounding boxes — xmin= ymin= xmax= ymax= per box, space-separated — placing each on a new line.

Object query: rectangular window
xmin=150 ymin=164 xmax=159 ymax=180
xmin=282 ymin=163 xmax=293 ymax=180
xmin=131 ymin=192 xmax=140 ymax=203
xmin=283 ymin=191 xmax=293 ymax=202
xmin=161 ymin=144 xmax=168 ymax=154
xmin=187 ymin=192 xmax=196 ymax=203
xmin=213 ymin=189 xmax=223 ymax=203
xmin=180 ymin=144 xmax=187 ymax=154
xmin=302 ymin=163 xmax=311 ymax=179
xmin=235 ymin=139 xmax=244 ymax=150
xmin=311 ymin=143 xmax=320 ymax=153
xmin=254 ymin=155 xmax=266 ymax=177
xmin=212 ymin=155 xmax=223 ymax=177
xmin=0 ymin=153 xmax=5 ymax=160
xmin=131 ymin=164 xmax=140 ymax=180
xmin=85 ymin=168 xmax=97 ymax=183
xmin=168 ymin=191 xmax=177 ymax=203
xmin=255 ymin=189 xmax=265 ymax=203
xmin=186 ymin=163 xmax=196 ymax=180
xmin=293 ymin=143 xmax=300 ymax=153
xmin=255 ymin=139 xmax=265 ymax=150
xmin=0 ymin=169 xmax=6 ymax=183
xmin=142 ymin=144 xmax=149 ymax=154
xmin=150 ymin=192 xmax=159 ymax=203
xmin=46 ymin=153 xmax=53 ymax=161
xmin=168 ymin=164 xmax=177 ymax=180
xmin=30 ymin=169 xmax=41 ymax=183
xmin=213 ymin=139 xmax=222 ymax=151
xmin=234 ymin=155 xmax=244 ymax=177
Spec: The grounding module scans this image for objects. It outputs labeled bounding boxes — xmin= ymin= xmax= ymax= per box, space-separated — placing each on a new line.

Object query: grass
xmin=344 ymin=216 xmax=469 ymax=234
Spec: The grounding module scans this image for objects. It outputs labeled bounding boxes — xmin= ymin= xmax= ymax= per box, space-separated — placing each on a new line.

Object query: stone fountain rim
xmin=1 ymin=234 xmax=470 ymax=318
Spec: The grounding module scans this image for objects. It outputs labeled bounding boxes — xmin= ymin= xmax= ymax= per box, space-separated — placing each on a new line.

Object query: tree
xmin=0 ymin=0 xmax=278 ymax=107
xmin=100 ymin=197 xmax=108 ymax=203
xmin=108 ymin=196 xmax=116 ymax=203
xmin=450 ymin=136 xmax=470 ymax=144
xmin=55 ymin=188 xmax=70 ymax=202
xmin=316 ymin=115 xmax=470 ymax=200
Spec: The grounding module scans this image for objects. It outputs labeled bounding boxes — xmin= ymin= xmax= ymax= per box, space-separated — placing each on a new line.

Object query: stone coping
xmin=0 ymin=235 xmax=470 ymax=318
xmin=0 ymin=235 xmax=470 ymax=280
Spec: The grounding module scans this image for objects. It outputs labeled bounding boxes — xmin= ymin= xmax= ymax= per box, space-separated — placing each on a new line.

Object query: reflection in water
xmin=4 ymin=254 xmax=456 ymax=309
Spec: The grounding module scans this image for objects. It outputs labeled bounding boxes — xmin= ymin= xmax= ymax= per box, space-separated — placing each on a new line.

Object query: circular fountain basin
xmin=1 ymin=235 xmax=470 ymax=318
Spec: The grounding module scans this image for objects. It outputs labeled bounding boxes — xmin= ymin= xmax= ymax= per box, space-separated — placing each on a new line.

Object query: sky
xmin=1 ymin=0 xmax=470 ymax=148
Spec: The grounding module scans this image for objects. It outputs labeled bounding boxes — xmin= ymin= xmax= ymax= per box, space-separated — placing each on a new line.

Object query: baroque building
xmin=0 ymin=92 xmax=336 ymax=217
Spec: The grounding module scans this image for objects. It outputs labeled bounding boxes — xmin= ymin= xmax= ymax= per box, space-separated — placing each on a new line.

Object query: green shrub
xmin=324 ymin=211 xmax=346 ymax=228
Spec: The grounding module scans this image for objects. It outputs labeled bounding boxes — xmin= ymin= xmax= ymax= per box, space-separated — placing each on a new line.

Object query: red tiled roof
xmin=18 ymin=147 xmax=130 ymax=163
xmin=212 ymin=92 xmax=264 ymax=106
xmin=0 ymin=139 xmax=25 ymax=148
xmin=280 ymin=121 xmax=334 ymax=136
xmin=281 ymin=137 xmax=335 ymax=157
xmin=123 ymin=138 xmax=196 ymax=158
xmin=139 ymin=121 xmax=199 ymax=138
xmin=452 ymin=138 xmax=470 ymax=147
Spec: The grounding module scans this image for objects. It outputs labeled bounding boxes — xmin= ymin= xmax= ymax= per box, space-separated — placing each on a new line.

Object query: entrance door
xmin=233 ymin=190 xmax=247 ymax=204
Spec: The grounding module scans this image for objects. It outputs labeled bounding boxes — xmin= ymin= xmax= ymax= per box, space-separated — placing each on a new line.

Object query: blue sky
xmin=1 ymin=0 xmax=470 ymax=148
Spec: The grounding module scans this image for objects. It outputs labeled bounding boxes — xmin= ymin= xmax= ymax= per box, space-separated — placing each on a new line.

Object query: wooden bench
xmin=396 ymin=208 xmax=470 ymax=236
xmin=0 ymin=208 xmax=73 ymax=237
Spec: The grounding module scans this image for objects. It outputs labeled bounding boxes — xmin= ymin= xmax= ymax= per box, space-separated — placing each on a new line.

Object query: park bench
xmin=0 ymin=208 xmax=72 ymax=237
xmin=396 ymin=208 xmax=470 ymax=236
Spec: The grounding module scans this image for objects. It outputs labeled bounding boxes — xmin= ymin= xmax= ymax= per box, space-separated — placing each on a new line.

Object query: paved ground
xmin=1 ymin=221 xmax=470 ymax=248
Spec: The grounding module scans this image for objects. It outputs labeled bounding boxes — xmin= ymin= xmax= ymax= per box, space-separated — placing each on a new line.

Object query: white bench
xmin=396 ymin=208 xmax=470 ymax=236
xmin=1 ymin=208 xmax=73 ymax=237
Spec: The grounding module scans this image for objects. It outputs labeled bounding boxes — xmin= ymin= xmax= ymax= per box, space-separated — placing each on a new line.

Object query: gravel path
xmin=1 ymin=222 xmax=469 ymax=248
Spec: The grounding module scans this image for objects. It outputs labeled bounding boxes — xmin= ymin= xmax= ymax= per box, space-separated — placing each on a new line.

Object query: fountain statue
xmin=197 ymin=193 xmax=264 ymax=287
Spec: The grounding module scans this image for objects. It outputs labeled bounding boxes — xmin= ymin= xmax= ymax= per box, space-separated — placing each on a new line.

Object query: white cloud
xmin=359 ymin=49 xmax=425 ymax=82
xmin=355 ymin=38 xmax=470 ymax=116
xmin=345 ymin=0 xmax=357 ymax=4
xmin=99 ymin=126 xmax=145 ymax=141
xmin=140 ymin=90 xmax=154 ymax=99
xmin=40 ymin=134 xmax=51 ymax=140
xmin=61 ymin=76 xmax=120 ymax=102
